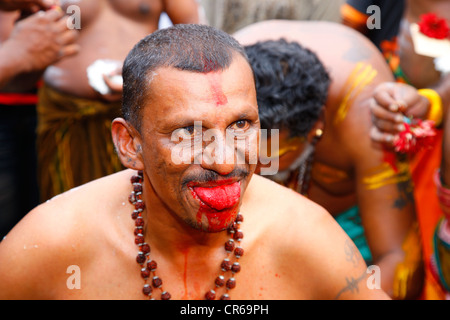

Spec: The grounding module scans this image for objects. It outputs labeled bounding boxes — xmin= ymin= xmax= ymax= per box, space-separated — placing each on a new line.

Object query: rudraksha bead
xmin=131 ymin=210 xmax=139 ymax=220
xmin=234 ymin=247 xmax=244 ymax=258
xmin=233 ymin=230 xmax=243 ymax=241
xmin=226 ymin=278 xmax=236 ymax=290
xmin=225 ymin=239 xmax=235 ymax=252
xmin=141 ymin=268 xmax=150 ymax=279
xmin=152 ymin=276 xmax=162 ymax=288
xmin=161 ymin=291 xmax=171 ymax=300
xmin=134 ymin=227 xmax=143 ymax=236
xmin=136 ymin=253 xmax=146 ymax=265
xmin=134 ymin=184 xmax=143 ymax=193
xmin=221 ymin=259 xmax=232 ymax=272
xmin=131 ymin=175 xmax=142 ymax=184
xmin=235 ymin=213 xmax=244 ymax=224
xmin=220 ymin=293 xmax=230 ymax=300
xmin=143 ymin=284 xmax=153 ymax=296
xmin=135 ymin=201 xmax=145 ymax=211
xmin=227 ymin=223 xmax=237 ymax=234
xmin=140 ymin=243 xmax=150 ymax=255
xmin=135 ymin=234 xmax=145 ymax=245
xmin=231 ymin=262 xmax=241 ymax=273
xmin=215 ymin=275 xmax=225 ymax=287
xmin=147 ymin=260 xmax=157 ymax=271
xmin=205 ymin=290 xmax=216 ymax=300
xmin=135 ymin=217 xmax=145 ymax=227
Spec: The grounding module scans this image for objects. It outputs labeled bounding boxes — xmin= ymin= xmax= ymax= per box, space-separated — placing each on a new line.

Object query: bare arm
xmin=338 ymin=87 xmax=422 ymax=299
xmin=289 ymin=199 xmax=390 ymax=300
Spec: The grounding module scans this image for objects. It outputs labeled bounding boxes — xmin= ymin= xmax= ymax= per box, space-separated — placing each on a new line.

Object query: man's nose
xmin=200 ymin=131 xmax=236 ymax=176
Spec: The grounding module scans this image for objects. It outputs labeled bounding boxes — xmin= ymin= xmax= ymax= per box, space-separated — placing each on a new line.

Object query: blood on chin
xmin=188 ymin=182 xmax=241 ymax=232
xmin=196 ymin=206 xmax=240 ymax=232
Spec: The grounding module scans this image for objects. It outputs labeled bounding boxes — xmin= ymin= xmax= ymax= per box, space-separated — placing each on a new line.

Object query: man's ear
xmin=111 ymin=118 xmax=144 ymax=170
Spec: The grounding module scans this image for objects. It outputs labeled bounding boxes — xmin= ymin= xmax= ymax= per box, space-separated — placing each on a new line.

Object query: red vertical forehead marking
xmin=206 ymin=73 xmax=228 ymax=106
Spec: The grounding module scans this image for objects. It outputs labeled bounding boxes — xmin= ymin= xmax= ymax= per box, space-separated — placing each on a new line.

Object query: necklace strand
xmin=129 ymin=170 xmax=244 ymax=300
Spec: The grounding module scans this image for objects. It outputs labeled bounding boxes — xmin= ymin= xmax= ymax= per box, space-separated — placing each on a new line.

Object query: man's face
xmin=138 ymin=55 xmax=259 ymax=233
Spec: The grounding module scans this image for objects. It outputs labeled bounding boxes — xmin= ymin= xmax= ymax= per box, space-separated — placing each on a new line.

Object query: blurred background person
xmin=343 ymin=0 xmax=450 ymax=299
xmin=0 ymin=2 xmax=79 ymax=239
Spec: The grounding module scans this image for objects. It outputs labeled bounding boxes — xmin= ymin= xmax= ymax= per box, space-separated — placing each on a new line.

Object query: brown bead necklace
xmin=129 ymin=170 xmax=244 ymax=300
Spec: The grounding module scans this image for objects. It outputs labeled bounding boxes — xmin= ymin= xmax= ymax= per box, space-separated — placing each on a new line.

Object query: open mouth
xmin=188 ymin=180 xmax=241 ymax=212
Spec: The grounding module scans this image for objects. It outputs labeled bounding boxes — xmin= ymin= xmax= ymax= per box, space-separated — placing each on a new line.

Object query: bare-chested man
xmin=37 ymin=0 xmax=200 ymax=202
xmin=234 ymin=20 xmax=424 ymax=299
xmin=0 ymin=24 xmax=389 ymax=300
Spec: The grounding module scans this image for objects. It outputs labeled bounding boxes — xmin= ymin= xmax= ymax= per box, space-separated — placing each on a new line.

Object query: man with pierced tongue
xmin=0 ymin=25 xmax=389 ymax=300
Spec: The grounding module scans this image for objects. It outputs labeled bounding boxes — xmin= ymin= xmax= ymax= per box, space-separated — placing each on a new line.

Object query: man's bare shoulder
xmin=4 ymin=169 xmax=131 ymax=236
xmin=246 ymin=174 xmax=389 ymax=299
xmin=0 ymin=170 xmax=133 ymax=299
xmin=247 ymin=174 xmax=329 ymax=222
xmin=246 ymin=174 xmax=336 ymax=253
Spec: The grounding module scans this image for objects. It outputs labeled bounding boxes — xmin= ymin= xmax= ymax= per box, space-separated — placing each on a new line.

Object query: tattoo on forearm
xmin=393 ymin=178 xmax=415 ymax=209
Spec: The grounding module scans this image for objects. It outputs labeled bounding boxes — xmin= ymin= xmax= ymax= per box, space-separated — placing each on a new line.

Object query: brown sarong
xmin=36 ymin=84 xmax=123 ymax=202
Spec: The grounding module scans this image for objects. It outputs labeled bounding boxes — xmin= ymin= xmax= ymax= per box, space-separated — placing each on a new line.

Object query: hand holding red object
xmin=393 ymin=119 xmax=437 ymax=154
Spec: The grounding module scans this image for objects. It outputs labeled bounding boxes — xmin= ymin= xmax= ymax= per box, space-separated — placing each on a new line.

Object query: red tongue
xmin=193 ymin=182 xmax=241 ymax=211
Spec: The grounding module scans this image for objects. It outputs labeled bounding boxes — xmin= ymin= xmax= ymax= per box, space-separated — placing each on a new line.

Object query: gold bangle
xmin=418 ymin=88 xmax=443 ymax=127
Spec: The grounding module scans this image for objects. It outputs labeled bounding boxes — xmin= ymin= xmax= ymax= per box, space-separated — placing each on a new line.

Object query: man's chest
xmin=60 ymin=0 xmax=164 ymax=24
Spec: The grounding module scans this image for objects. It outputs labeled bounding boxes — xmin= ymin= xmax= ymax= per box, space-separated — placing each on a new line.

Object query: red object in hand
xmin=393 ymin=120 xmax=436 ymax=154
xmin=418 ymin=13 xmax=450 ymax=40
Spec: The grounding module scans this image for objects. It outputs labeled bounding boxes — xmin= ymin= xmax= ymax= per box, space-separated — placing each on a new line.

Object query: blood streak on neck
xmin=182 ymin=249 xmax=189 ymax=299
xmin=206 ymin=73 xmax=228 ymax=106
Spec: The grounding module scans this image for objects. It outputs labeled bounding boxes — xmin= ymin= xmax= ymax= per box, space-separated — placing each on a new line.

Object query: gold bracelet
xmin=418 ymin=88 xmax=443 ymax=127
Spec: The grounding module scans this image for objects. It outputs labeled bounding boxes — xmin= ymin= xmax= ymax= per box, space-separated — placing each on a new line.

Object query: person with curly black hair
xmin=236 ymin=20 xmax=424 ymax=300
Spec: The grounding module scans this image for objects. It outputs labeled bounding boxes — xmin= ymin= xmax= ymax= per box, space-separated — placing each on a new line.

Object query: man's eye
xmin=230 ymin=120 xmax=250 ymax=131
xmin=173 ymin=126 xmax=198 ymax=141
xmin=183 ymin=126 xmax=195 ymax=135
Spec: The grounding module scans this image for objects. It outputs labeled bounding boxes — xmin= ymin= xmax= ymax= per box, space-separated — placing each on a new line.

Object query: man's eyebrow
xmin=235 ymin=111 xmax=257 ymax=119
xmin=161 ymin=118 xmax=199 ymax=131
